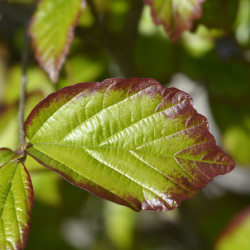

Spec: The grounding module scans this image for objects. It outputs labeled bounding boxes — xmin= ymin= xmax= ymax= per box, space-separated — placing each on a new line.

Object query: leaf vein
xmin=128 ymin=150 xmax=190 ymax=192
xmin=84 ymin=148 xmax=174 ymax=207
xmin=36 ymin=149 xmax=140 ymax=211
xmin=32 ymin=143 xmax=232 ymax=166
xmin=59 ymin=84 xmax=158 ymax=142
xmin=99 ymin=100 xmax=185 ymax=146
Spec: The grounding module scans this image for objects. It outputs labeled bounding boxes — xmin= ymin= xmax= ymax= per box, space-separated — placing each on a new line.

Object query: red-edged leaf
xmin=0 ymin=161 xmax=34 ymax=249
xmin=24 ymin=78 xmax=235 ymax=211
xmin=29 ymin=0 xmax=86 ymax=82
xmin=144 ymin=0 xmax=206 ymax=41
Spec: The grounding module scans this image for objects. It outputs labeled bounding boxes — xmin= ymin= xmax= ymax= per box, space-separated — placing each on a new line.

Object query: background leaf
xmin=29 ymin=0 xmax=86 ymax=82
xmin=199 ymin=0 xmax=239 ymax=32
xmin=215 ymin=207 xmax=250 ymax=250
xmin=0 ymin=161 xmax=34 ymax=249
xmin=24 ymin=78 xmax=234 ymax=212
xmin=144 ymin=0 xmax=206 ymax=41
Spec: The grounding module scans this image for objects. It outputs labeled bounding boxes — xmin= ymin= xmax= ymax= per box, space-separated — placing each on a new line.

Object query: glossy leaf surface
xmin=29 ymin=0 xmax=86 ymax=82
xmin=216 ymin=207 xmax=250 ymax=250
xmin=144 ymin=0 xmax=205 ymax=41
xmin=0 ymin=161 xmax=34 ymax=249
xmin=24 ymin=78 xmax=235 ymax=211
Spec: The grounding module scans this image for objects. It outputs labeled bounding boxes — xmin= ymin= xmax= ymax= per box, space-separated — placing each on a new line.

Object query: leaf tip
xmin=28 ymin=0 xmax=86 ymax=83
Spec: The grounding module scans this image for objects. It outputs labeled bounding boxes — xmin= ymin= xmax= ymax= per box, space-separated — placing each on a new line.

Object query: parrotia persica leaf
xmin=29 ymin=0 xmax=86 ymax=82
xmin=24 ymin=78 xmax=235 ymax=211
xmin=144 ymin=0 xmax=205 ymax=41
xmin=216 ymin=207 xmax=250 ymax=250
xmin=0 ymin=148 xmax=14 ymax=166
xmin=0 ymin=161 xmax=34 ymax=249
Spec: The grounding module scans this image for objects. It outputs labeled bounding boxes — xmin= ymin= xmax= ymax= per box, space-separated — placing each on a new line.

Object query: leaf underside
xmin=144 ymin=0 xmax=206 ymax=41
xmin=29 ymin=0 xmax=85 ymax=82
xmin=24 ymin=78 xmax=235 ymax=211
xmin=0 ymin=161 xmax=33 ymax=249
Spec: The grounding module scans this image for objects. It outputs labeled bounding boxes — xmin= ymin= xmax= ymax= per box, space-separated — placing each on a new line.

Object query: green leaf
xmin=29 ymin=0 xmax=86 ymax=82
xmin=0 ymin=104 xmax=19 ymax=149
xmin=216 ymin=207 xmax=250 ymax=250
xmin=31 ymin=171 xmax=62 ymax=207
xmin=200 ymin=0 xmax=239 ymax=32
xmin=0 ymin=161 xmax=34 ymax=249
xmin=105 ymin=202 xmax=136 ymax=249
xmin=181 ymin=51 xmax=250 ymax=166
xmin=144 ymin=0 xmax=206 ymax=41
xmin=25 ymin=154 xmax=62 ymax=207
xmin=24 ymin=78 xmax=235 ymax=211
xmin=0 ymin=92 xmax=46 ymax=150
xmin=5 ymin=66 xmax=54 ymax=103
xmin=0 ymin=148 xmax=14 ymax=166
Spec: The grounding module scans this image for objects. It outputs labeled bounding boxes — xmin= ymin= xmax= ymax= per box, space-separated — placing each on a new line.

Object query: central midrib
xmin=31 ymin=142 xmax=231 ymax=166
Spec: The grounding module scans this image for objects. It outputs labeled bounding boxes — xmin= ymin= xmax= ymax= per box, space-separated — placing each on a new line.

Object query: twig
xmin=18 ymin=23 xmax=29 ymax=150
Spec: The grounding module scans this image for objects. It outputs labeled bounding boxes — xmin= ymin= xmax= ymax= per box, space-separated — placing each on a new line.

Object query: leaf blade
xmin=144 ymin=0 xmax=206 ymax=41
xmin=0 ymin=161 xmax=34 ymax=249
xmin=24 ymin=78 xmax=235 ymax=211
xmin=29 ymin=0 xmax=86 ymax=82
xmin=0 ymin=148 xmax=14 ymax=166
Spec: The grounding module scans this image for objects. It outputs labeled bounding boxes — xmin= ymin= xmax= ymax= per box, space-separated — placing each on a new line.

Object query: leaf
xmin=144 ymin=0 xmax=206 ymax=41
xmin=5 ymin=66 xmax=54 ymax=103
xmin=0 ymin=92 xmax=46 ymax=150
xmin=0 ymin=104 xmax=19 ymax=149
xmin=31 ymin=171 xmax=62 ymax=207
xmin=216 ymin=207 xmax=250 ymax=250
xmin=0 ymin=161 xmax=34 ymax=249
xmin=29 ymin=0 xmax=86 ymax=82
xmin=181 ymin=51 xmax=250 ymax=166
xmin=24 ymin=78 xmax=235 ymax=211
xmin=0 ymin=148 xmax=14 ymax=166
xmin=200 ymin=0 xmax=239 ymax=32
xmin=105 ymin=203 xmax=136 ymax=249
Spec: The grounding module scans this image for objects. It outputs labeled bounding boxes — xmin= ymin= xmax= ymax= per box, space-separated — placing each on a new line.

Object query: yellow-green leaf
xmin=0 ymin=161 xmax=34 ymax=249
xmin=0 ymin=148 xmax=14 ymax=166
xmin=24 ymin=78 xmax=234 ymax=211
xmin=29 ymin=0 xmax=86 ymax=82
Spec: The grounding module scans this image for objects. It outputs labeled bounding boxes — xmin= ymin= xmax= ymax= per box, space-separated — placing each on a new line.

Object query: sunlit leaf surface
xmin=0 ymin=161 xmax=34 ymax=249
xmin=29 ymin=0 xmax=86 ymax=82
xmin=24 ymin=78 xmax=234 ymax=211
xmin=144 ymin=0 xmax=205 ymax=41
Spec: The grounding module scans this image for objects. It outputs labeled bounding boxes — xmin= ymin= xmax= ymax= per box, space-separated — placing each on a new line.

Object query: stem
xmin=18 ymin=24 xmax=29 ymax=150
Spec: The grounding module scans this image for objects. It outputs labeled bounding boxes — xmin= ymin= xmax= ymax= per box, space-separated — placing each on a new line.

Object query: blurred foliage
xmin=215 ymin=207 xmax=250 ymax=250
xmin=0 ymin=0 xmax=250 ymax=249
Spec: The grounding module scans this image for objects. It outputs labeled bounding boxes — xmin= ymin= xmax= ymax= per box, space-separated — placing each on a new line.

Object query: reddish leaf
xmin=144 ymin=0 xmax=206 ymax=41
xmin=29 ymin=0 xmax=86 ymax=82
xmin=24 ymin=78 xmax=235 ymax=211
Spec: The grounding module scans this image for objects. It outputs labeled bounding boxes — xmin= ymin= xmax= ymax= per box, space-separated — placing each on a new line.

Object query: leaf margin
xmin=29 ymin=0 xmax=86 ymax=82
xmin=144 ymin=0 xmax=206 ymax=41
xmin=24 ymin=77 xmax=235 ymax=212
xmin=0 ymin=160 xmax=34 ymax=249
